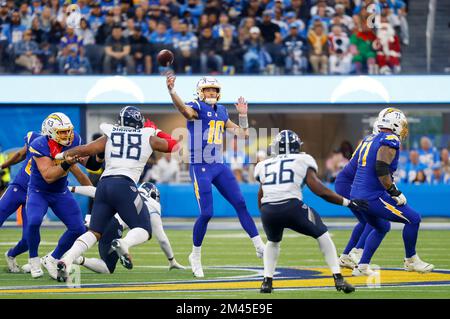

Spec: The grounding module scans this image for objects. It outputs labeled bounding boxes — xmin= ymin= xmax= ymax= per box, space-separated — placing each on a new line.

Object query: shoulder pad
xmin=100 ymin=123 xmax=113 ymax=136
xmin=380 ymin=134 xmax=400 ymax=149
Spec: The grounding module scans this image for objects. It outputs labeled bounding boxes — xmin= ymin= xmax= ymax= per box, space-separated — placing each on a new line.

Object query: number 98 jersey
xmin=100 ymin=123 xmax=156 ymax=183
xmin=254 ymin=153 xmax=318 ymax=204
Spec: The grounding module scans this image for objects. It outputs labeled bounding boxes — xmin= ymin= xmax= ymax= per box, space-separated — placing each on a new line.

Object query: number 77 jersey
xmin=254 ymin=153 xmax=318 ymax=204
xmin=350 ymin=132 xmax=400 ymax=200
xmin=100 ymin=123 xmax=156 ymax=184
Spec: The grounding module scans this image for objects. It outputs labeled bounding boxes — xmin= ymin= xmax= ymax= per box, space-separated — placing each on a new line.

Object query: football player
xmin=25 ymin=112 xmax=92 ymax=278
xmin=55 ymin=106 xmax=178 ymax=282
xmin=68 ymin=182 xmax=185 ymax=273
xmin=254 ymin=130 xmax=367 ymax=294
xmin=166 ymin=73 xmax=265 ymax=278
xmin=350 ymin=109 xmax=434 ymax=276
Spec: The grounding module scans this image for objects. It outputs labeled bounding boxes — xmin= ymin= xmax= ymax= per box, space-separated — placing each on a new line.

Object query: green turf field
xmin=0 ymin=226 xmax=449 ymax=299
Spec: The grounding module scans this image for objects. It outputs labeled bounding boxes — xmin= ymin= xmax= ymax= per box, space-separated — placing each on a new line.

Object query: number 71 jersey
xmin=254 ymin=153 xmax=318 ymax=204
xmin=100 ymin=123 xmax=156 ymax=183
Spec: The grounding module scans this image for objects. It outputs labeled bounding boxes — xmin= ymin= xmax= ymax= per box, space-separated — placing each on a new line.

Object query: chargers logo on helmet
xmin=118 ymin=106 xmax=145 ymax=129
xmin=44 ymin=112 xmax=74 ymax=146
xmin=271 ymin=130 xmax=303 ymax=155
xmin=196 ymin=77 xmax=221 ymax=105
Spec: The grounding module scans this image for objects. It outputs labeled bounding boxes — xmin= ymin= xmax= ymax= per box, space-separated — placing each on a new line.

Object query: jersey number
xmin=207 ymin=120 xmax=224 ymax=144
xmin=263 ymin=159 xmax=295 ymax=185
xmin=110 ymin=132 xmax=141 ymax=160
xmin=358 ymin=141 xmax=373 ymax=167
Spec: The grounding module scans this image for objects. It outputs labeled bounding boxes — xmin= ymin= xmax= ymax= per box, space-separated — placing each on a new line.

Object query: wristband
xmin=60 ymin=161 xmax=71 ymax=171
xmin=342 ymin=198 xmax=350 ymax=207
xmin=238 ymin=114 xmax=249 ymax=129
xmin=387 ymin=184 xmax=401 ymax=196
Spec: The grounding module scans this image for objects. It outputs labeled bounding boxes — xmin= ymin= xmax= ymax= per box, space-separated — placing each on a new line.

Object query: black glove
xmin=386 ymin=183 xmax=407 ymax=205
xmin=348 ymin=199 xmax=369 ymax=212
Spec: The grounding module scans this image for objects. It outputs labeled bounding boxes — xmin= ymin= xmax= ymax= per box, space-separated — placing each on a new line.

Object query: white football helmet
xmin=372 ymin=107 xmax=401 ymax=134
xmin=377 ymin=108 xmax=408 ymax=140
xmin=196 ymin=77 xmax=221 ymax=105
xmin=41 ymin=118 xmax=50 ymax=136
xmin=66 ymin=4 xmax=82 ymax=29
xmin=44 ymin=112 xmax=74 ymax=146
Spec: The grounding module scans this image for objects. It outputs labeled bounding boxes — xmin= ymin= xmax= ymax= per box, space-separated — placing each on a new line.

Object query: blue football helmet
xmin=138 ymin=182 xmax=160 ymax=202
xmin=271 ymin=130 xmax=303 ymax=155
xmin=118 ymin=106 xmax=145 ymax=129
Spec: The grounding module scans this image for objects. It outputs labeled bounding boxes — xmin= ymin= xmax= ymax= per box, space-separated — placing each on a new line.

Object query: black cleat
xmin=260 ymin=277 xmax=273 ymax=293
xmin=333 ymin=273 xmax=355 ymax=294
xmin=56 ymin=261 xmax=68 ymax=283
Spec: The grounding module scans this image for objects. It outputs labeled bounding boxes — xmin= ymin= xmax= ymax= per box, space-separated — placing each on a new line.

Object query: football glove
xmin=387 ymin=183 xmax=407 ymax=206
xmin=348 ymin=199 xmax=369 ymax=212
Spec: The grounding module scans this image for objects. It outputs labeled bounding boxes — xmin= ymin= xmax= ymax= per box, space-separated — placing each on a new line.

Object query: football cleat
xmin=349 ymin=248 xmax=363 ymax=265
xmin=188 ymin=253 xmax=204 ymax=278
xmin=169 ymin=258 xmax=186 ymax=270
xmin=4 ymin=251 xmax=20 ymax=273
xmin=41 ymin=254 xmax=58 ymax=280
xmin=404 ymin=255 xmax=434 ymax=273
xmin=352 ymin=264 xmax=377 ymax=277
xmin=111 ymin=239 xmax=133 ymax=270
xmin=333 ymin=273 xmax=355 ymax=294
xmin=339 ymin=254 xmax=356 ymax=269
xmin=29 ymin=257 xmax=44 ymax=278
xmin=256 ymin=245 xmax=265 ymax=259
xmin=22 ymin=263 xmax=31 ymax=273
xmin=260 ymin=277 xmax=273 ymax=293
xmin=56 ymin=261 xmax=68 ymax=282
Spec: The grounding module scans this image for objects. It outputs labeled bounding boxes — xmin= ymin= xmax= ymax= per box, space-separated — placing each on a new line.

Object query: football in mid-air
xmin=157 ymin=49 xmax=174 ymax=67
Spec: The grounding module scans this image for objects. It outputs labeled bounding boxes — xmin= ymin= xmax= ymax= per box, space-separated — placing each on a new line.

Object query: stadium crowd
xmin=0 ymin=0 xmax=409 ymax=75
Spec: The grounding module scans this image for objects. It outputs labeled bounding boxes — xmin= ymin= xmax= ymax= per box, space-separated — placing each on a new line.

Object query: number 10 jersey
xmin=254 ymin=153 xmax=318 ymax=204
xmin=100 ymin=123 xmax=156 ymax=184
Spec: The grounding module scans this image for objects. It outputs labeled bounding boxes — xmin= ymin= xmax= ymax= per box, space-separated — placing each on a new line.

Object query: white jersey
xmin=254 ymin=153 xmax=318 ymax=204
xmin=100 ymin=123 xmax=156 ymax=183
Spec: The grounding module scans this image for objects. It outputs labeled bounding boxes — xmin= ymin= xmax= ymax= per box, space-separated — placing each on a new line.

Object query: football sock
xmin=342 ymin=221 xmax=365 ymax=254
xmin=193 ymin=214 xmax=211 ymax=247
xmin=81 ymin=257 xmax=111 ymax=274
xmin=8 ymin=238 xmax=28 ymax=257
xmin=359 ymin=229 xmax=387 ymax=264
xmin=192 ymin=245 xmax=201 ymax=254
xmin=52 ymin=228 xmax=85 ymax=259
xmin=355 ymin=224 xmax=373 ymax=249
xmin=122 ymin=227 xmax=149 ymax=248
xmin=263 ymin=241 xmax=280 ymax=278
xmin=251 ymin=235 xmax=265 ymax=249
xmin=403 ymin=223 xmax=419 ymax=258
xmin=62 ymin=231 xmax=98 ymax=265
xmin=317 ymin=232 xmax=341 ymax=274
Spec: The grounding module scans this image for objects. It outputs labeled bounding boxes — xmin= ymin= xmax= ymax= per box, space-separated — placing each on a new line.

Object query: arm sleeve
xmin=71 ymin=185 xmax=96 ymax=198
xmin=150 ymin=214 xmax=174 ymax=260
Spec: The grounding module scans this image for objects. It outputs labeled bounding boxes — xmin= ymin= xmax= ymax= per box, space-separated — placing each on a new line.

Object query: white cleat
xmin=349 ymin=248 xmax=363 ymax=265
xmin=256 ymin=245 xmax=265 ymax=259
xmin=188 ymin=253 xmax=204 ymax=278
xmin=29 ymin=257 xmax=44 ymax=278
xmin=22 ymin=263 xmax=31 ymax=273
xmin=352 ymin=264 xmax=377 ymax=277
xmin=339 ymin=254 xmax=356 ymax=270
xmin=169 ymin=258 xmax=186 ymax=270
xmin=4 ymin=251 xmax=20 ymax=273
xmin=111 ymin=239 xmax=133 ymax=269
xmin=41 ymin=254 xmax=58 ymax=280
xmin=404 ymin=254 xmax=434 ymax=273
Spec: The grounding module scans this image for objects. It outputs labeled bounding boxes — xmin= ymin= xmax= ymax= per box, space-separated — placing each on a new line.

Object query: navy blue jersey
xmin=351 ymin=132 xmax=400 ymax=200
xmin=335 ymin=141 xmax=362 ymax=185
xmin=186 ymin=100 xmax=229 ymax=164
xmin=28 ymin=133 xmax=81 ymax=193
xmin=11 ymin=131 xmax=41 ymax=189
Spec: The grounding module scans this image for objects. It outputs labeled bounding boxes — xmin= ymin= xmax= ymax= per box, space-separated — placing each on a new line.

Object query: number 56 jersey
xmin=100 ymin=123 xmax=156 ymax=184
xmin=254 ymin=153 xmax=318 ymax=204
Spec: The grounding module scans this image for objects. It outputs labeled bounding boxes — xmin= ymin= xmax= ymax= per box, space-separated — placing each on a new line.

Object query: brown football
xmin=157 ymin=49 xmax=174 ymax=66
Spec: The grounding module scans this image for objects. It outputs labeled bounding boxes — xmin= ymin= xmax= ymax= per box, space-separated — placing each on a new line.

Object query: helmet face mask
xmin=118 ymin=106 xmax=145 ymax=129
xmin=139 ymin=182 xmax=160 ymax=202
xmin=271 ymin=130 xmax=303 ymax=155
xmin=45 ymin=113 xmax=74 ymax=146
xmin=196 ymin=77 xmax=221 ymax=105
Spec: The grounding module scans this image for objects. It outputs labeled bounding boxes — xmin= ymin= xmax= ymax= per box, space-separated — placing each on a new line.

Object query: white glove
xmin=387 ymin=184 xmax=407 ymax=206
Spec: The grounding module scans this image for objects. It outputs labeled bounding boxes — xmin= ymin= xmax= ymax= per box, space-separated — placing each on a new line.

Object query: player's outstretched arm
xmin=305 ymin=168 xmax=368 ymax=211
xmin=225 ymin=96 xmax=250 ymax=138
xmin=376 ymin=145 xmax=407 ymax=205
xmin=69 ymin=185 xmax=96 ymax=198
xmin=150 ymin=135 xmax=180 ymax=153
xmin=69 ymin=164 xmax=93 ymax=186
xmin=0 ymin=145 xmax=27 ymax=169
xmin=34 ymin=155 xmax=78 ymax=184
xmin=59 ymin=136 xmax=108 ymax=161
xmin=166 ymin=71 xmax=198 ymax=120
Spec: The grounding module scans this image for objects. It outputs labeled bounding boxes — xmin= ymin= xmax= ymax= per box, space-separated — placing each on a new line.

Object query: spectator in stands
xmin=149 ymin=153 xmax=180 ymax=184
xmin=418 ymin=136 xmax=439 ymax=168
xmin=282 ymin=23 xmax=307 ymax=74
xmin=218 ymin=25 xmax=241 ymax=74
xmin=96 ymin=10 xmax=115 ymax=45
xmin=129 ymin=25 xmax=151 ymax=74
xmin=76 ymin=18 xmax=96 ymax=46
xmin=257 ymin=10 xmax=283 ymax=74
xmin=0 ymin=1 xmax=10 ymax=26
xmin=63 ymin=45 xmax=91 ymax=75
xmin=159 ymin=0 xmax=180 ymax=18
xmin=333 ymin=2 xmax=354 ymax=33
xmin=440 ymin=148 xmax=450 ymax=183
xmin=242 ymin=26 xmax=272 ymax=74
xmin=198 ymin=26 xmax=222 ymax=74
xmin=325 ymin=149 xmax=349 ymax=182
xmin=18 ymin=2 xmax=32 ymax=29
xmin=286 ymin=0 xmax=310 ymax=25
xmin=271 ymin=6 xmax=289 ymax=38
xmin=310 ymin=0 xmax=335 ymax=17
xmin=307 ymin=20 xmax=328 ymax=74
xmin=238 ymin=16 xmax=256 ymax=45
xmin=58 ymin=25 xmax=83 ymax=74
xmin=372 ymin=22 xmax=401 ymax=74
xmin=40 ymin=6 xmax=53 ymax=34
xmin=212 ymin=12 xmax=235 ymax=39
xmin=14 ymin=29 xmax=42 ymax=73
xmin=103 ymin=23 xmax=134 ymax=74
xmin=30 ymin=0 xmax=42 ymax=15
xmin=309 ymin=2 xmax=332 ymax=30
xmin=172 ymin=19 xmax=197 ymax=74
xmin=284 ymin=11 xmax=306 ymax=38
xmin=242 ymin=0 xmax=264 ymax=19
xmin=133 ymin=5 xmax=149 ymax=36
xmin=88 ymin=2 xmax=105 ymax=36
xmin=328 ymin=24 xmax=352 ymax=75
xmin=1 ymin=10 xmax=26 ymax=49
xmin=405 ymin=150 xmax=427 ymax=184
xmin=429 ymin=163 xmax=444 ymax=184
xmin=349 ymin=22 xmax=377 ymax=74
